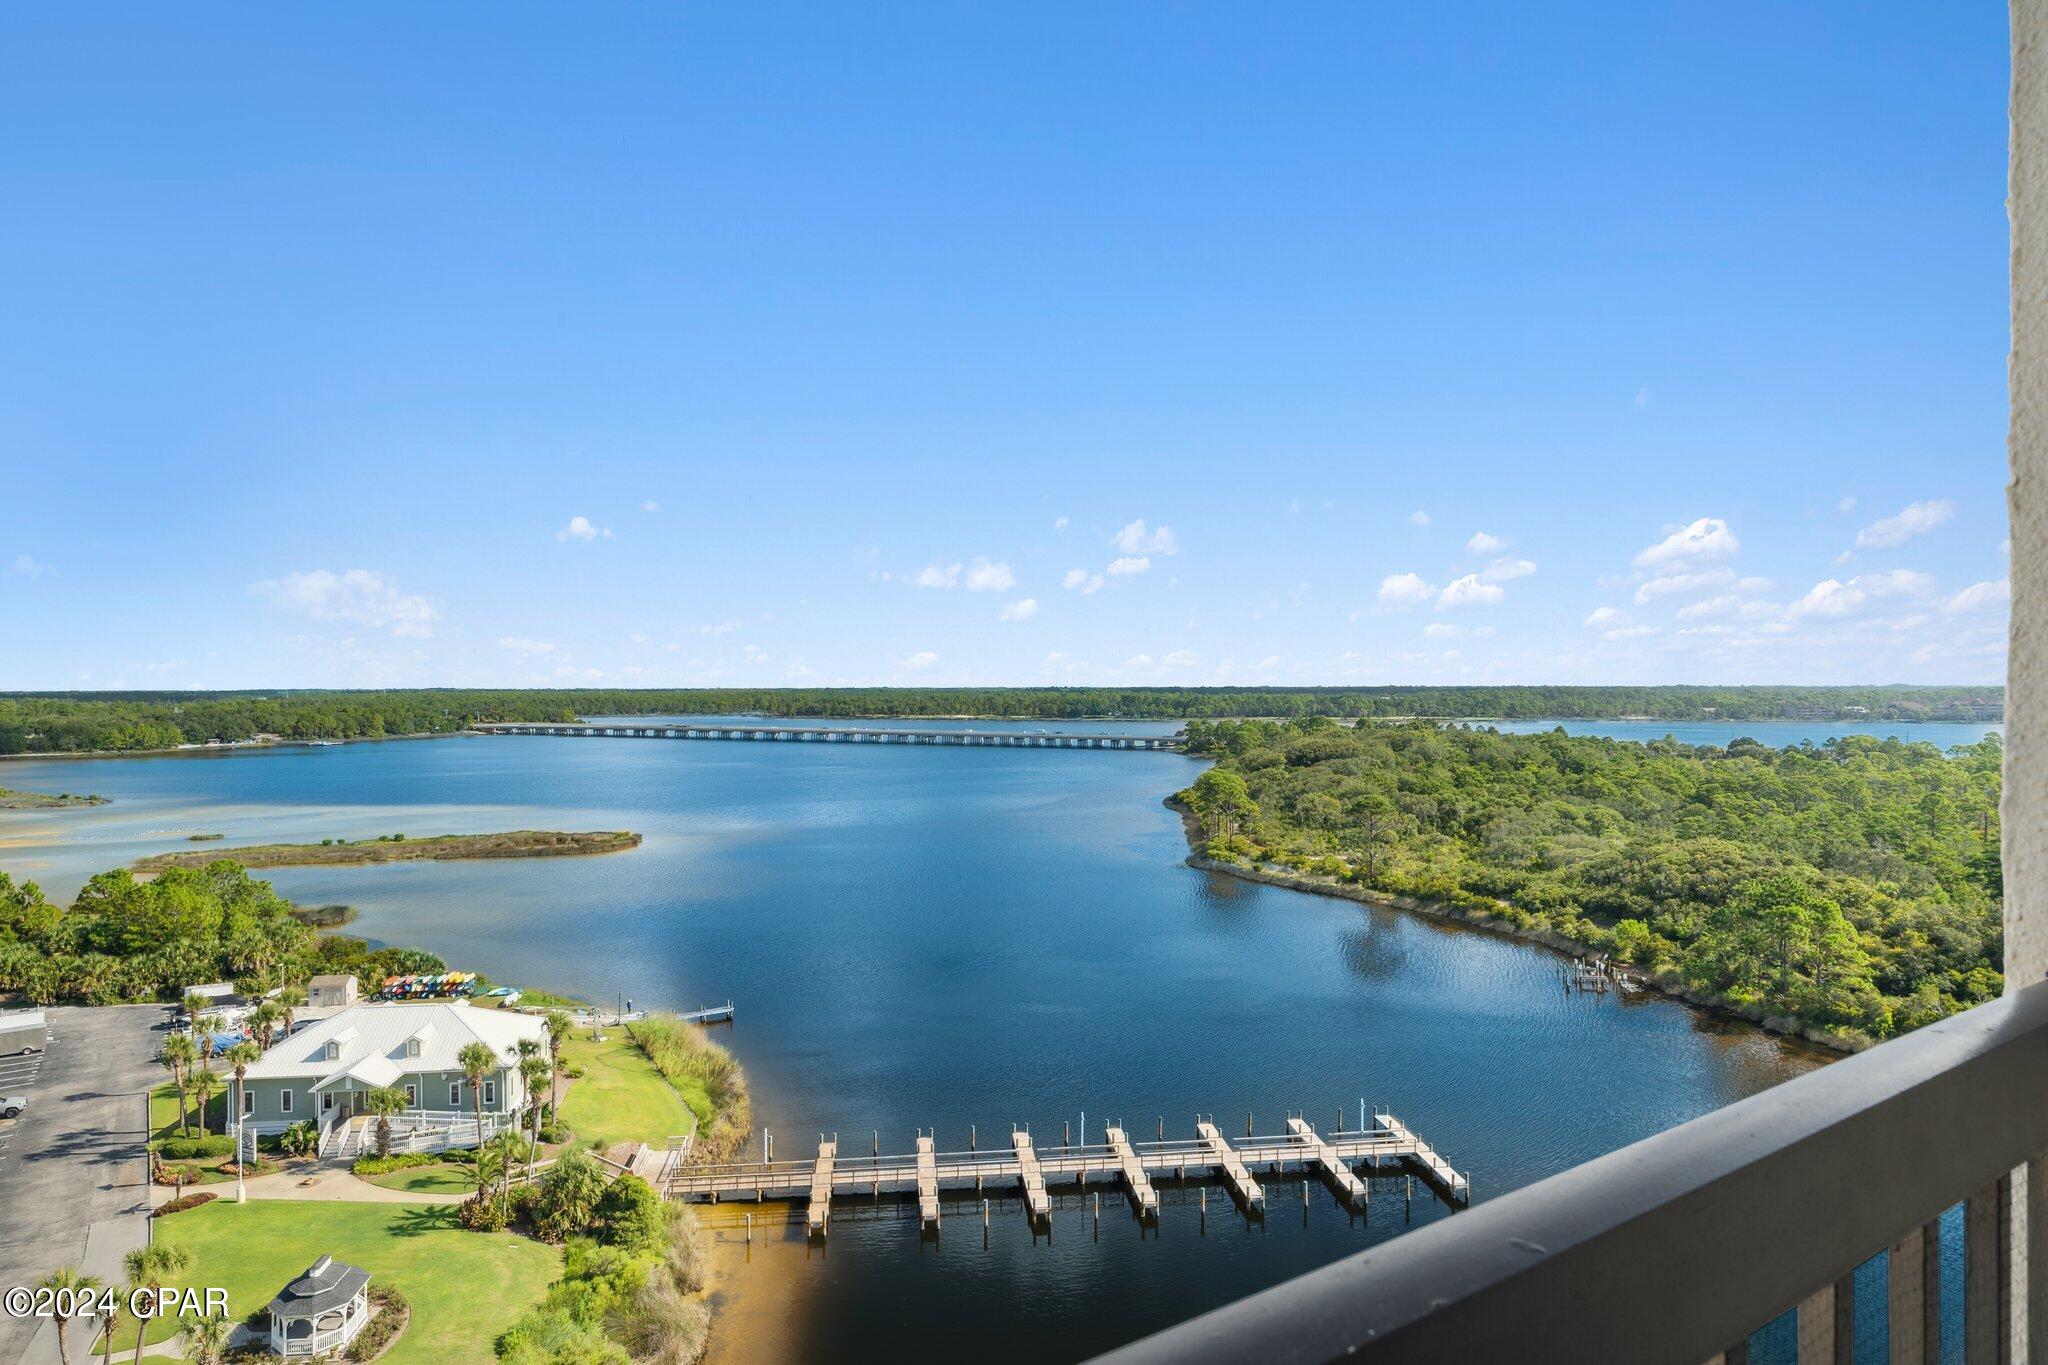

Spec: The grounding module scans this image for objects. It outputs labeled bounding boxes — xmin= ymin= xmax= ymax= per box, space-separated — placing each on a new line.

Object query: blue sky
xmin=0 ymin=3 xmax=2013 ymax=690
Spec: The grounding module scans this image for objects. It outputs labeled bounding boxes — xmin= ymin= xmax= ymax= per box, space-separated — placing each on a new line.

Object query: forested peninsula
xmin=1177 ymin=719 xmax=2004 ymax=1049
xmin=0 ymin=685 xmax=2005 ymax=755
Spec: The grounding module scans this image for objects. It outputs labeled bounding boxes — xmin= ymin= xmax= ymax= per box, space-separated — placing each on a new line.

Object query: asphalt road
xmin=0 ymin=1004 xmax=172 ymax=1365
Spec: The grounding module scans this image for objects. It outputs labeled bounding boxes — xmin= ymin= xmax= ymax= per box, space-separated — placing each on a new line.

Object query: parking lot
xmin=0 ymin=1005 xmax=172 ymax=1365
xmin=0 ymin=1040 xmax=50 ymax=1170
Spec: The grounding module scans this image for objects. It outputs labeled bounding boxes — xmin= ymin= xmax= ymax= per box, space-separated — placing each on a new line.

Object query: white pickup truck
xmin=0 ymin=1096 xmax=25 ymax=1120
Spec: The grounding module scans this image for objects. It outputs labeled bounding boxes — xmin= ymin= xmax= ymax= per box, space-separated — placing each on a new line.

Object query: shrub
xmin=158 ymin=1134 xmax=234 ymax=1160
xmin=351 ymin=1153 xmax=445 ymax=1176
xmin=456 ymin=1194 xmax=507 ymax=1231
xmin=626 ymin=1015 xmax=752 ymax=1165
xmin=594 ymin=1176 xmax=664 ymax=1253
xmin=152 ymin=1191 xmax=218 ymax=1218
xmin=495 ymin=1306 xmax=626 ymax=1365
xmin=532 ymin=1151 xmax=609 ymax=1242
xmin=343 ymin=1286 xmax=408 ymax=1362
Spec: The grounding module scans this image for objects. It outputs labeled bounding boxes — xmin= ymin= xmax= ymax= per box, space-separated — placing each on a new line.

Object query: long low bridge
xmin=661 ymin=1109 xmax=1468 ymax=1239
xmin=475 ymin=721 xmax=1183 ymax=751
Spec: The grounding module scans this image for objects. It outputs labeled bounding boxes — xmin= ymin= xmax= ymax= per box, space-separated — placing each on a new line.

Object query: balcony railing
xmin=1096 ymin=978 xmax=2048 ymax=1365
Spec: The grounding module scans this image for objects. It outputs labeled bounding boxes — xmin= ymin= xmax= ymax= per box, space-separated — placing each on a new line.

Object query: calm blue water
xmin=0 ymin=727 xmax=1872 ymax=1361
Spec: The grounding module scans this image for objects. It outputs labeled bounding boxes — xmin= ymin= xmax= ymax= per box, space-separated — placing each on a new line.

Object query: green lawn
xmin=366 ymin=1164 xmax=476 ymax=1194
xmin=148 ymin=1081 xmax=228 ymax=1141
xmin=557 ymin=1031 xmax=698 ymax=1151
xmin=110 ymin=1202 xmax=559 ymax=1362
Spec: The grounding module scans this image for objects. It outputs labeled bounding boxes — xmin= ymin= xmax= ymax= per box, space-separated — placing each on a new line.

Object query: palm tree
xmin=457 ymin=1041 xmax=496 ymax=1196
xmin=246 ymin=999 xmax=284 ymax=1048
xmin=179 ymin=992 xmax=209 ymax=1030
xmin=364 ymin=1085 xmax=410 ymax=1159
xmin=519 ymin=1051 xmax=551 ymax=1183
xmin=542 ymin=1010 xmax=570 ymax=1116
xmin=179 ymin=1310 xmax=228 ymax=1365
xmin=36 ymin=1266 xmax=101 ymax=1365
xmin=159 ymin=1034 xmax=198 ymax=1134
xmin=274 ymin=985 xmax=306 ymax=1035
xmin=189 ymin=1067 xmax=219 ymax=1137
xmin=221 ymin=1041 xmax=260 ymax=1177
xmin=194 ymin=1013 xmax=222 ymax=1070
xmin=122 ymin=1243 xmax=190 ymax=1365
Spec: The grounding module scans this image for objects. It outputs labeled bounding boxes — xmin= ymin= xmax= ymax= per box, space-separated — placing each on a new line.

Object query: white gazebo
xmin=265 ymin=1254 xmax=371 ymax=1358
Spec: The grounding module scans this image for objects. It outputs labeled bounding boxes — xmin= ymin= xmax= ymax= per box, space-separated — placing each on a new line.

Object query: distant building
xmin=307 ymin=975 xmax=359 ymax=1008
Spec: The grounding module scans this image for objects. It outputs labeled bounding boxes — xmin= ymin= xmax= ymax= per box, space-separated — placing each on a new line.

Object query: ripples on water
xmin=1 ymin=723 xmax=1838 ymax=1361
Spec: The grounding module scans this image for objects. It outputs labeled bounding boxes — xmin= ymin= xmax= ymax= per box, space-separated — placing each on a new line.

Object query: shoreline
xmin=0 ymin=713 xmax=1998 ymax=765
xmin=1165 ymin=798 xmax=1858 ymax=1058
xmin=133 ymin=829 xmax=641 ymax=873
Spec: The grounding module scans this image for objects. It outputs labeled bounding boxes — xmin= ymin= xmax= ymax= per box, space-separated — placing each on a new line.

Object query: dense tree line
xmin=0 ymin=862 xmax=445 ymax=1004
xmin=0 ymin=685 xmax=2005 ymax=754
xmin=1180 ymin=720 xmax=2005 ymax=1044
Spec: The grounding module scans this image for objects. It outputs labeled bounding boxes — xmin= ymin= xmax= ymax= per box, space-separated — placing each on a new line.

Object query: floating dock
xmin=665 ymin=1108 xmax=1466 ymax=1239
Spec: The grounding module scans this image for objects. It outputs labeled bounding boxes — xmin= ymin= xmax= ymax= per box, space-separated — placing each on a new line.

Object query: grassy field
xmin=148 ymin=1082 xmax=227 ymax=1141
xmin=366 ymin=1164 xmax=475 ymax=1194
xmin=557 ymin=1031 xmax=699 ymax=1151
xmin=110 ymin=1202 xmax=559 ymax=1360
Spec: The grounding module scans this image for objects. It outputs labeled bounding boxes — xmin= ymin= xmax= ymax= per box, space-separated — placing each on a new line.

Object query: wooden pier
xmin=666 ymin=1109 xmax=1467 ymax=1239
xmin=475 ymin=721 xmax=1181 ymax=752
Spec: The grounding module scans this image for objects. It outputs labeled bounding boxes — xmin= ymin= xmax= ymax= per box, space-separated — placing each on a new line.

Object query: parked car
xmin=0 ymin=1096 xmax=26 ymax=1120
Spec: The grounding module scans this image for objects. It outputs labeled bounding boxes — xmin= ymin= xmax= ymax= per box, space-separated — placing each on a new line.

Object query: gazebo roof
xmin=266 ymin=1255 xmax=370 ymax=1320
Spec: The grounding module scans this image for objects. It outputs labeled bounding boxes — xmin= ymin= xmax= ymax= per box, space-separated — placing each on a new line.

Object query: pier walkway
xmin=475 ymin=721 xmax=1181 ymax=751
xmin=663 ymin=1109 xmax=1467 ymax=1239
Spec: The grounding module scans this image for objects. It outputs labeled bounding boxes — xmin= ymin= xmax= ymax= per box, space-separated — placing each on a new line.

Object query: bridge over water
xmin=661 ymin=1108 xmax=1468 ymax=1240
xmin=474 ymin=721 xmax=1185 ymax=751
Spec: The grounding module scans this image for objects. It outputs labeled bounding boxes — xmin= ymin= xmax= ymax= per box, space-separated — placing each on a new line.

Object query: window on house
xmin=280 ymin=1089 xmax=293 ymax=1114
xmin=403 ymin=1083 xmax=417 ymax=1106
xmin=481 ymin=1080 xmax=497 ymax=1107
xmin=323 ymin=1041 xmax=339 ymax=1061
xmin=449 ymin=1081 xmax=462 ymax=1106
xmin=404 ymin=1038 xmax=421 ymax=1058
xmin=242 ymin=1088 xmax=254 ymax=1115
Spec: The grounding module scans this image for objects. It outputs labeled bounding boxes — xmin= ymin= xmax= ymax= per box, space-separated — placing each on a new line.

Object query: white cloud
xmin=915 ymin=563 xmax=962 ymax=589
xmin=1481 ymin=557 xmax=1536 ymax=582
xmin=964 ymin=557 xmax=1016 ymax=592
xmin=1124 ymin=653 xmax=1154 ymax=669
xmin=1107 ymin=556 xmax=1151 ymax=577
xmin=497 ymin=636 xmax=555 ymax=654
xmin=999 ymin=597 xmax=1040 ymax=621
xmin=900 ymin=650 xmax=939 ymax=671
xmin=1603 ymin=624 xmax=1659 ymax=641
xmin=1424 ymin=622 xmax=1461 ymax=639
xmin=252 ymin=569 xmax=439 ymax=639
xmin=1857 ymin=568 xmax=1937 ymax=598
xmin=557 ymin=515 xmax=612 ymax=542
xmin=1583 ymin=606 xmax=1630 ymax=628
xmin=1409 ymin=510 xmax=1431 ymax=528
xmin=1785 ymin=578 xmax=1865 ymax=620
xmin=1111 ymin=519 xmax=1178 ymax=556
xmin=1945 ymin=578 xmax=2011 ymax=614
xmin=1162 ymin=649 xmax=1198 ymax=668
xmin=1437 ymin=574 xmax=1505 ymax=610
xmin=744 ymin=644 xmax=770 ymax=664
xmin=1053 ymin=516 xmax=1070 ymax=532
xmin=699 ymin=621 xmax=738 ymax=637
xmin=1063 ymin=568 xmax=1104 ymax=594
xmin=640 ymin=500 xmax=661 ymax=513
xmin=1378 ymin=573 xmax=1436 ymax=608
xmin=1635 ymin=568 xmax=1738 ymax=604
xmin=1855 ymin=499 xmax=1956 ymax=550
xmin=1837 ymin=496 xmax=1857 ymax=514
xmin=11 ymin=553 xmax=51 ymax=577
xmin=1466 ymin=531 xmax=1508 ymax=555
xmin=1634 ymin=517 xmax=1739 ymax=568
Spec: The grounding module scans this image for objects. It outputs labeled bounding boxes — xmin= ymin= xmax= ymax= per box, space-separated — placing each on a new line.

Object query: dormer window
xmin=404 ymin=1038 xmax=421 ymax=1059
xmin=323 ymin=1041 xmax=340 ymax=1061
